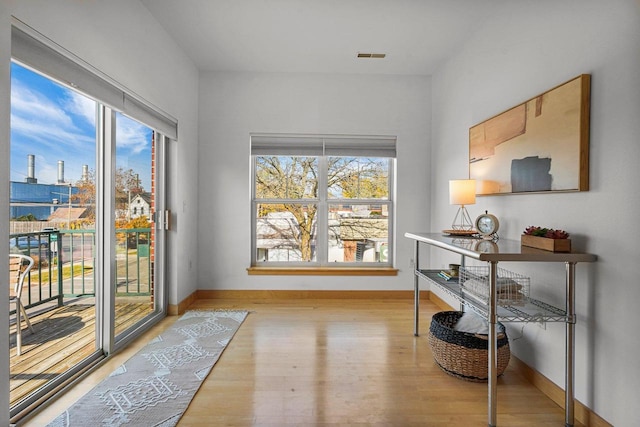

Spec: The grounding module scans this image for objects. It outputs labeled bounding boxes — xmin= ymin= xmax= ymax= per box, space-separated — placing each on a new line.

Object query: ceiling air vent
xmin=357 ymin=52 xmax=386 ymax=59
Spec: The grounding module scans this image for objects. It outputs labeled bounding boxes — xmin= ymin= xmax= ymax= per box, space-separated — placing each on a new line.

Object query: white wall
xmin=429 ymin=1 xmax=640 ymax=425
xmin=0 ymin=2 xmax=198 ymax=423
xmin=198 ymin=72 xmax=430 ymax=290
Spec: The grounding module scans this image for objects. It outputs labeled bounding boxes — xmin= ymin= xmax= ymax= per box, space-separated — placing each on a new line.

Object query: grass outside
xmin=33 ymin=265 xmax=93 ymax=283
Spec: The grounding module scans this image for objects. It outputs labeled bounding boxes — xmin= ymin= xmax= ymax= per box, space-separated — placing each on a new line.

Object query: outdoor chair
xmin=9 ymin=254 xmax=35 ymax=356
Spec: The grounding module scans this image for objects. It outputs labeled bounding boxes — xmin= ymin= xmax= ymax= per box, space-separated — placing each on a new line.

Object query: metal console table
xmin=405 ymin=232 xmax=596 ymax=427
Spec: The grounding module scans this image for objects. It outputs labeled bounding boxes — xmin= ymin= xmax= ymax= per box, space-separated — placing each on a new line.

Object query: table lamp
xmin=449 ymin=179 xmax=476 ymax=230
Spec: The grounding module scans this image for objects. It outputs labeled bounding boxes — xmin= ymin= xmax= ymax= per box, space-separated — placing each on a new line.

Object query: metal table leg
xmin=488 ymin=261 xmax=498 ymax=427
xmin=414 ymin=240 xmax=420 ymax=336
xmin=565 ymin=262 xmax=576 ymax=427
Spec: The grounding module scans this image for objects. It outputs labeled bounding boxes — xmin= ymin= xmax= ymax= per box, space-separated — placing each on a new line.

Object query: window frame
xmin=250 ymin=134 xmax=396 ymax=269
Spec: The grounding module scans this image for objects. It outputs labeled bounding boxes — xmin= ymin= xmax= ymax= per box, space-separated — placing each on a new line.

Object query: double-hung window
xmin=251 ymin=134 xmax=396 ymax=268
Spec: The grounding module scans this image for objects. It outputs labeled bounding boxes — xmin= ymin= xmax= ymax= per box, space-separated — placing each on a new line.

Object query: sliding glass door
xmin=8 ymin=25 xmax=171 ymax=420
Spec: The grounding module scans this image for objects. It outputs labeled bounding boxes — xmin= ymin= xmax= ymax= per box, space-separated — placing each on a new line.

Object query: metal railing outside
xmin=9 ymin=231 xmax=63 ymax=311
xmin=115 ymin=228 xmax=152 ymax=296
xmin=9 ymin=228 xmax=152 ymax=312
xmin=63 ymin=230 xmax=96 ymax=297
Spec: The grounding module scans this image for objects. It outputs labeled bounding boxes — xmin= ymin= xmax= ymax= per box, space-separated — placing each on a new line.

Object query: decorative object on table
xmin=46 ymin=310 xmax=248 ymax=427
xmin=438 ymin=264 xmax=460 ymax=281
xmin=442 ymin=229 xmax=477 ymax=237
xmin=428 ymin=311 xmax=510 ymax=382
xmin=448 ymin=179 xmax=476 ymax=230
xmin=521 ymin=226 xmax=571 ymax=252
xmin=438 ymin=270 xmax=455 ymax=281
xmin=448 ymin=263 xmax=460 ymax=277
xmin=469 ymin=74 xmax=590 ymax=195
xmin=474 ymin=210 xmax=499 ymax=240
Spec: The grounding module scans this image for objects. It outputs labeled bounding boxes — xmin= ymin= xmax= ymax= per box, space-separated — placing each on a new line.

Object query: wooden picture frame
xmin=469 ymin=74 xmax=590 ymax=195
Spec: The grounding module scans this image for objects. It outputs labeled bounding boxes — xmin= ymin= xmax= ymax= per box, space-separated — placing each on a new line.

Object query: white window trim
xmin=250 ymin=133 xmax=396 ymax=269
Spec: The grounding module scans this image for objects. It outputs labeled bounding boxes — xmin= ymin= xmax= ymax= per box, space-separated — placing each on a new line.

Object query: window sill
xmin=247 ymin=267 xmax=398 ymax=276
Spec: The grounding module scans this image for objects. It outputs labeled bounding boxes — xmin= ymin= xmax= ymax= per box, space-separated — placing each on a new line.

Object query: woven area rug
xmin=47 ymin=310 xmax=248 ymax=427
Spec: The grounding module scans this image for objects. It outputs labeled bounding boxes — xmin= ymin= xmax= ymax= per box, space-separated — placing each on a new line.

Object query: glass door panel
xmin=9 ymin=61 xmax=99 ymax=410
xmin=113 ymin=112 xmax=158 ymax=341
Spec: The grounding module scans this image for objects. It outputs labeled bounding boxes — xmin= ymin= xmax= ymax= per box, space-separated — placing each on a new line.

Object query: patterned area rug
xmin=47 ymin=310 xmax=248 ymax=427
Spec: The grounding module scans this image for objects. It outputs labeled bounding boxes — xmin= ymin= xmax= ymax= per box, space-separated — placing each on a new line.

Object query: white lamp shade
xmin=449 ymin=179 xmax=476 ymax=205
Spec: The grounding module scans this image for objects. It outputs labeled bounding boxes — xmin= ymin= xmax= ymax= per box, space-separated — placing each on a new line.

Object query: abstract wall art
xmin=469 ymin=74 xmax=591 ymax=195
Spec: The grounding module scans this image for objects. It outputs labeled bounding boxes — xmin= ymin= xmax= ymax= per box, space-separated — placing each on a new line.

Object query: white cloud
xmin=11 ymin=114 xmax=94 ymax=149
xmin=116 ymin=114 xmax=151 ymax=156
xmin=65 ymin=91 xmax=97 ymax=126
xmin=11 ymin=81 xmax=74 ymax=128
xmin=11 ymin=81 xmax=95 ymax=150
xmin=10 ymin=69 xmax=151 ymax=186
xmin=10 ymin=79 xmax=96 ymax=184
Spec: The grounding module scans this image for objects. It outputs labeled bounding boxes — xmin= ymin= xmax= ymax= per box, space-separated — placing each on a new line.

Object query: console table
xmin=405 ymin=232 xmax=596 ymax=427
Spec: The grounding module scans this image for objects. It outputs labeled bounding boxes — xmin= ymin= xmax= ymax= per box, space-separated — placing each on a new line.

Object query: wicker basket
xmin=428 ymin=311 xmax=510 ymax=382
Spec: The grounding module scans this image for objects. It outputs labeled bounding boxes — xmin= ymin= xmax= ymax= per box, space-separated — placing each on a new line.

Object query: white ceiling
xmin=141 ymin=0 xmax=505 ymax=75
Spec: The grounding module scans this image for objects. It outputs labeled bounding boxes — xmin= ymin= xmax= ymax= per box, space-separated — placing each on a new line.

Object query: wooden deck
xmin=9 ymin=301 xmax=154 ymax=407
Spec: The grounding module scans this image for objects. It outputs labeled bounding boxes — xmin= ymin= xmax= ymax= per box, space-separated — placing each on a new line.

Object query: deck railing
xmin=9 ymin=231 xmax=63 ymax=310
xmin=115 ymin=228 xmax=152 ymax=296
xmin=9 ymin=228 xmax=152 ymax=313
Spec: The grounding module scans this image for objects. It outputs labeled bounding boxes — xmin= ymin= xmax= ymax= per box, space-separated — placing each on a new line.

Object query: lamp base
xmin=451 ymin=206 xmax=474 ymax=231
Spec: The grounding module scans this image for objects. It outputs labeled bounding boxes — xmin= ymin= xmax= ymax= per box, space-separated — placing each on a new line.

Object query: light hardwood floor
xmin=24 ymin=297 xmax=581 ymax=426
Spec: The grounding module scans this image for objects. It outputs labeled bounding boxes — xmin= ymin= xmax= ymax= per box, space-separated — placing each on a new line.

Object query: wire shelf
xmin=417 ymin=269 xmax=568 ymax=323
xmin=460 ymin=266 xmax=530 ymax=307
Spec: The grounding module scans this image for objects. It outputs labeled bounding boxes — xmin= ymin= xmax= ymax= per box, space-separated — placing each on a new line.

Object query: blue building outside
xmin=10 ymin=181 xmax=79 ymax=220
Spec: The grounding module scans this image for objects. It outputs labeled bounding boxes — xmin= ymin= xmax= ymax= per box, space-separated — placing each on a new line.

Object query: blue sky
xmin=10 ymin=62 xmax=153 ymax=190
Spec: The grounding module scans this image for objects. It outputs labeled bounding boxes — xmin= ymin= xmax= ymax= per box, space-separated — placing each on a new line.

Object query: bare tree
xmin=255 ymin=156 xmax=388 ymax=261
xmin=72 ymin=167 xmax=144 ymax=222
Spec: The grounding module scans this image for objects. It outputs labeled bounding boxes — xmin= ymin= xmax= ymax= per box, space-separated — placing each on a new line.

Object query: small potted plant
xmin=521 ymin=226 xmax=571 ymax=252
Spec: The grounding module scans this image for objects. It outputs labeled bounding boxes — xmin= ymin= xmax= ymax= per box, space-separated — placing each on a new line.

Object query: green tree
xmin=15 ymin=213 xmax=38 ymax=221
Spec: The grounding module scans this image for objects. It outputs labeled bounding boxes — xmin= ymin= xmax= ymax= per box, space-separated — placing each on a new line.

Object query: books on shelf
xmin=438 ymin=270 xmax=456 ymax=281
